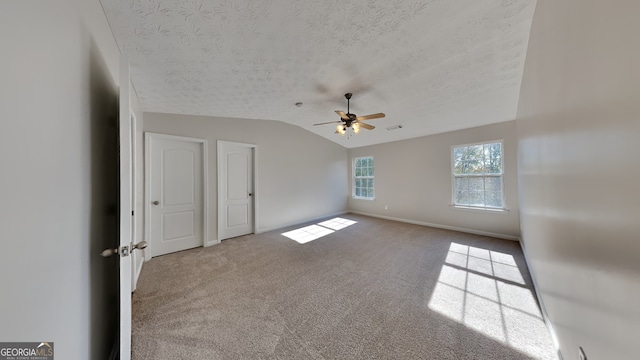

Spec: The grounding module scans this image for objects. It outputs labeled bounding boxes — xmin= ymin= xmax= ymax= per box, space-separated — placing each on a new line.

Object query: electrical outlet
xmin=579 ymin=347 xmax=587 ymax=360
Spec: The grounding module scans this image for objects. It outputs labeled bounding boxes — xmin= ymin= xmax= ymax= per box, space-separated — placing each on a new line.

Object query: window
xmin=452 ymin=141 xmax=504 ymax=210
xmin=353 ymin=156 xmax=374 ymax=199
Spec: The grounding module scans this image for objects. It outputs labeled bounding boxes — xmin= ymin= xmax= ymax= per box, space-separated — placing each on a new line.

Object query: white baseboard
xmin=348 ymin=211 xmax=521 ymax=241
xmin=256 ymin=210 xmax=349 ymax=234
xmin=519 ymin=241 xmax=563 ymax=360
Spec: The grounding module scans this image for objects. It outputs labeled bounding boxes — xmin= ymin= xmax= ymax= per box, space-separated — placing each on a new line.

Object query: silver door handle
xmin=133 ymin=241 xmax=148 ymax=250
xmin=101 ymin=241 xmax=147 ymax=257
xmin=101 ymin=245 xmax=128 ymax=257
xmin=152 ymin=201 xmax=159 ymax=205
xmin=100 ymin=247 xmax=119 ymax=258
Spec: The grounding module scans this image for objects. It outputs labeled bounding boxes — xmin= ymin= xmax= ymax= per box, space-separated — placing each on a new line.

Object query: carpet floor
xmin=132 ymin=214 xmax=556 ymax=359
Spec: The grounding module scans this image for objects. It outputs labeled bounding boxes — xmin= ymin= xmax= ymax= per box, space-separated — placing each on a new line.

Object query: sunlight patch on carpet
xmin=318 ymin=217 xmax=357 ymax=230
xmin=282 ymin=225 xmax=334 ymax=244
xmin=281 ymin=217 xmax=357 ymax=244
xmin=428 ymin=242 xmax=552 ymax=359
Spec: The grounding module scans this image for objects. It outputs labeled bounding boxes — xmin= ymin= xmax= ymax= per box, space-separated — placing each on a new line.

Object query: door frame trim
xmin=217 ymin=140 xmax=258 ymax=243
xmin=144 ymin=132 xmax=209 ymax=261
xmin=130 ymin=111 xmax=143 ymax=291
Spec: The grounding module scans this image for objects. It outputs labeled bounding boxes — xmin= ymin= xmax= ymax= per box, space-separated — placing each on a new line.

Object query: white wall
xmin=348 ymin=121 xmax=520 ymax=239
xmin=144 ymin=113 xmax=349 ymax=241
xmin=0 ymin=1 xmax=128 ymax=359
xmin=516 ymin=1 xmax=640 ymax=359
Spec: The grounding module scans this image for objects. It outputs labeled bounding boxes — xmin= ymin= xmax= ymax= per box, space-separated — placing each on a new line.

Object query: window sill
xmin=451 ymin=205 xmax=508 ymax=214
xmin=353 ymin=196 xmax=375 ymax=201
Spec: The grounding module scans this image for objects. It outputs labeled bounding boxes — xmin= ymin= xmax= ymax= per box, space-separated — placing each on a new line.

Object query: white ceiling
xmin=101 ymin=0 xmax=536 ymax=148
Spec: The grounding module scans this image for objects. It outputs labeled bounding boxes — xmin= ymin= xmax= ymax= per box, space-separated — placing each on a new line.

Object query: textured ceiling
xmin=101 ymin=0 xmax=536 ymax=148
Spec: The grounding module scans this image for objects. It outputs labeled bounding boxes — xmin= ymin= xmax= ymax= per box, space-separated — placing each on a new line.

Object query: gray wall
xmin=348 ymin=121 xmax=520 ymax=239
xmin=516 ymin=0 xmax=640 ymax=358
xmin=0 ymin=0 xmax=136 ymax=359
xmin=144 ymin=113 xmax=349 ymax=240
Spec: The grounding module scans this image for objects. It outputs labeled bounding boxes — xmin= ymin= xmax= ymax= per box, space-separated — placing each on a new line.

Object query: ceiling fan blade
xmin=358 ymin=122 xmax=375 ymax=130
xmin=335 ymin=110 xmax=349 ymax=120
xmin=313 ymin=121 xmax=341 ymax=126
xmin=356 ymin=113 xmax=385 ymax=121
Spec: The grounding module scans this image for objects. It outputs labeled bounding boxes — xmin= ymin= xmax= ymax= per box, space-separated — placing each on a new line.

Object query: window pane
xmin=355 ymin=188 xmax=361 ymax=197
xmin=367 ymin=188 xmax=374 ymax=198
xmin=355 ymin=179 xmax=361 ymax=187
xmin=485 ymin=177 xmax=502 ymax=193
xmin=454 ymin=145 xmax=483 ymax=174
xmin=454 ymin=177 xmax=468 ymax=192
xmin=468 ymin=191 xmax=485 ymax=207
xmin=468 ymin=177 xmax=484 ymax=192
xmin=468 ymin=145 xmax=484 ymax=173
xmin=369 ymin=166 xmax=374 ymax=176
xmin=485 ymin=191 xmax=502 ymax=208
xmin=453 ymin=146 xmax=467 ymax=174
xmin=355 ymin=168 xmax=361 ymax=176
xmin=485 ymin=143 xmax=502 ymax=174
xmin=453 ymin=146 xmax=465 ymax=172
xmin=455 ymin=190 xmax=469 ymax=206
xmin=368 ymin=179 xmax=374 ymax=188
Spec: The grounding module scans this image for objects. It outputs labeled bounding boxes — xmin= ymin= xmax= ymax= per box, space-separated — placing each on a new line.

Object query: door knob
xmin=152 ymin=201 xmax=159 ymax=205
xmin=101 ymin=241 xmax=147 ymax=258
xmin=133 ymin=240 xmax=148 ymax=250
xmin=101 ymin=245 xmax=128 ymax=257
xmin=249 ymin=193 xmax=252 ymax=197
xmin=100 ymin=247 xmax=118 ymax=258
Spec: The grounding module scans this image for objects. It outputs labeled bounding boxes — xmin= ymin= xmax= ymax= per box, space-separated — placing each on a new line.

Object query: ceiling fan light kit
xmin=337 ymin=121 xmax=360 ymax=135
xmin=314 ymin=93 xmax=385 ymax=138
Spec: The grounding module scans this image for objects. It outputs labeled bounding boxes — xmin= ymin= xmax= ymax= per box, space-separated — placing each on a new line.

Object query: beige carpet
xmin=132 ymin=214 xmax=557 ymax=359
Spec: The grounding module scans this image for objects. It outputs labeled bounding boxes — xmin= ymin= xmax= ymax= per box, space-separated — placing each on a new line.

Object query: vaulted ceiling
xmin=101 ymin=0 xmax=536 ymax=148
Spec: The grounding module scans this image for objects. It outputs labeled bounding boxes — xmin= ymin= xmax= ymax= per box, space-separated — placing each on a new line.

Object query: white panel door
xmin=118 ymin=56 xmax=133 ymax=360
xmin=149 ymin=137 xmax=203 ymax=257
xmin=219 ymin=142 xmax=254 ymax=240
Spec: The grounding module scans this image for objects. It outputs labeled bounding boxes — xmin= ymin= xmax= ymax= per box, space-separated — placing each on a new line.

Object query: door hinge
xmin=132 ymin=210 xmax=134 ymax=216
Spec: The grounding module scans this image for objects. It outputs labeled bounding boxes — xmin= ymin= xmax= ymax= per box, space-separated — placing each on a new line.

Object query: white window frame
xmin=451 ymin=140 xmax=506 ymax=211
xmin=352 ymin=156 xmax=375 ymax=200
